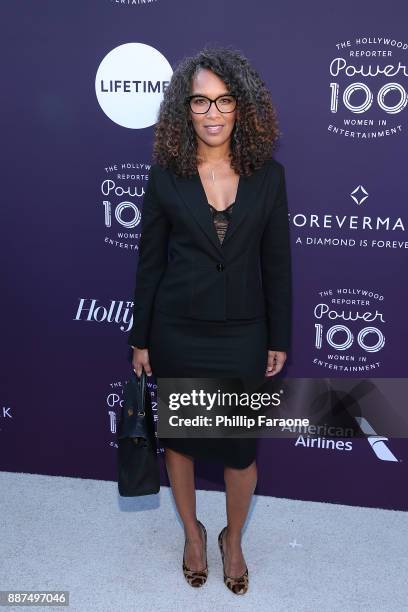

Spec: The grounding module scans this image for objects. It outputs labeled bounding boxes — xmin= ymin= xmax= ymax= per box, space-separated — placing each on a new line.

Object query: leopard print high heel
xmin=218 ymin=526 xmax=249 ymax=595
xmin=182 ymin=519 xmax=208 ymax=587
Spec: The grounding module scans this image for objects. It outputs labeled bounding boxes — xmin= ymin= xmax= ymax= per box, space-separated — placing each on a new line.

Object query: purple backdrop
xmin=1 ymin=0 xmax=407 ymax=510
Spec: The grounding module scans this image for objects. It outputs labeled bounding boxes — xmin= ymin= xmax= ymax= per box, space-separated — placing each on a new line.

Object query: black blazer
xmin=128 ymin=158 xmax=292 ymax=352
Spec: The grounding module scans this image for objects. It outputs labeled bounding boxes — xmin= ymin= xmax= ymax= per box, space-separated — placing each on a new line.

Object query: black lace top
xmin=208 ymin=202 xmax=235 ymax=244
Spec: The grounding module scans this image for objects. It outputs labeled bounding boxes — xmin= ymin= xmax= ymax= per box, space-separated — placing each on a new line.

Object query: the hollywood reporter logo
xmin=328 ymin=36 xmax=408 ymax=137
xmin=314 ymin=288 xmax=385 ymax=354
xmin=74 ymin=298 xmax=133 ymax=333
xmin=101 ymin=166 xmax=144 ymax=232
xmin=330 ymin=57 xmax=407 ymax=115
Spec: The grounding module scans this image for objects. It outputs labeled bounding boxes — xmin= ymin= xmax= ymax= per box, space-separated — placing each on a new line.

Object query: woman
xmin=128 ymin=46 xmax=292 ymax=595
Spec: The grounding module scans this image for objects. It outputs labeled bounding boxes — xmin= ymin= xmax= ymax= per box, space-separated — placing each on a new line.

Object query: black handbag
xmin=117 ymin=368 xmax=160 ymax=496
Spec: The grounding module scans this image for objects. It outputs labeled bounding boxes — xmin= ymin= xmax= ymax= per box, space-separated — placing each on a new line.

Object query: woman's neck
xmin=196 ymin=143 xmax=232 ymax=165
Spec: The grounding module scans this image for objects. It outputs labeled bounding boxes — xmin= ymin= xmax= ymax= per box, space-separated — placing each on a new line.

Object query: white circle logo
xmin=95 ymin=43 xmax=173 ymax=129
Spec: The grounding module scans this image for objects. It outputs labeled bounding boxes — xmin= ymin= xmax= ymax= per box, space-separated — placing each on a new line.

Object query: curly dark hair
xmin=152 ymin=46 xmax=281 ymax=177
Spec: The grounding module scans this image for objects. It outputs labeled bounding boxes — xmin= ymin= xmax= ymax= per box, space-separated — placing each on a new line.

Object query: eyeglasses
xmin=186 ymin=94 xmax=237 ymax=114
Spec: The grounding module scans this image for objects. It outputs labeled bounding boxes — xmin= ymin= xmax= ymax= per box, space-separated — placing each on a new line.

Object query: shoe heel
xmin=182 ymin=519 xmax=208 ymax=588
xmin=218 ymin=526 xmax=249 ymax=595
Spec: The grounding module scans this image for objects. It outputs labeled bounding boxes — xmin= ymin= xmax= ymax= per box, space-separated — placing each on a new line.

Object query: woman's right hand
xmin=132 ymin=346 xmax=153 ymax=377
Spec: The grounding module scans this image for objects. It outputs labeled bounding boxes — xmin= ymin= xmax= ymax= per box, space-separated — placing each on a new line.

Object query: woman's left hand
xmin=265 ymin=350 xmax=287 ymax=377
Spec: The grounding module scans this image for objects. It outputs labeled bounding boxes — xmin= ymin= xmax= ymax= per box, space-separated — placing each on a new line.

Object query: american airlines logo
xmin=355 ymin=416 xmax=398 ymax=461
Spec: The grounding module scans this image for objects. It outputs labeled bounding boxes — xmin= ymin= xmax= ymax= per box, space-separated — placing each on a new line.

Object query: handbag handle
xmin=122 ymin=368 xmax=149 ymax=445
xmin=135 ymin=367 xmax=147 ymax=407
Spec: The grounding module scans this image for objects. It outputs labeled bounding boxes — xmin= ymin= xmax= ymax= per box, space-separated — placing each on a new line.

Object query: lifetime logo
xmin=99 ymin=80 xmax=167 ymax=94
xmin=95 ymin=42 xmax=173 ymax=129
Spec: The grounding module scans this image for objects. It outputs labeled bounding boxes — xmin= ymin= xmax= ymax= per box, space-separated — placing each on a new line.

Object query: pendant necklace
xmin=205 ymin=158 xmax=230 ymax=183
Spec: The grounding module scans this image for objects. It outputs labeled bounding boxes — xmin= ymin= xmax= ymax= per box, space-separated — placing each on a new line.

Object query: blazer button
xmin=216 ymin=263 xmax=225 ymax=271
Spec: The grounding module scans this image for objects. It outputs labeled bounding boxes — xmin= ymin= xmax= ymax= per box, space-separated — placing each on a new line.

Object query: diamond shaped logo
xmin=350 ymin=185 xmax=369 ymax=205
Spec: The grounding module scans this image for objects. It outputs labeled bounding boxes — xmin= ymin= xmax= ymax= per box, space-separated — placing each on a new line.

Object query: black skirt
xmin=148 ymin=308 xmax=269 ymax=469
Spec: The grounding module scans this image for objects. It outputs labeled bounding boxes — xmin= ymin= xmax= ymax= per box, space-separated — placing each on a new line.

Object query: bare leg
xmin=163 ymin=446 xmax=206 ymax=570
xmin=223 ymin=459 xmax=257 ymax=577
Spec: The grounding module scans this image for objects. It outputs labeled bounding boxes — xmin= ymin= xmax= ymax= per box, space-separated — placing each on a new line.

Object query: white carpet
xmin=1 ymin=471 xmax=407 ymax=612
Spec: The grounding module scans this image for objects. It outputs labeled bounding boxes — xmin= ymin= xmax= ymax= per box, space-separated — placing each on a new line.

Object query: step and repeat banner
xmin=2 ymin=1 xmax=407 ymax=510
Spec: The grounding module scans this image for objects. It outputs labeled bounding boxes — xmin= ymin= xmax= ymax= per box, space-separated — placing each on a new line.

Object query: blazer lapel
xmin=172 ymin=165 xmax=266 ymax=254
xmin=221 ymin=172 xmax=255 ymax=247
